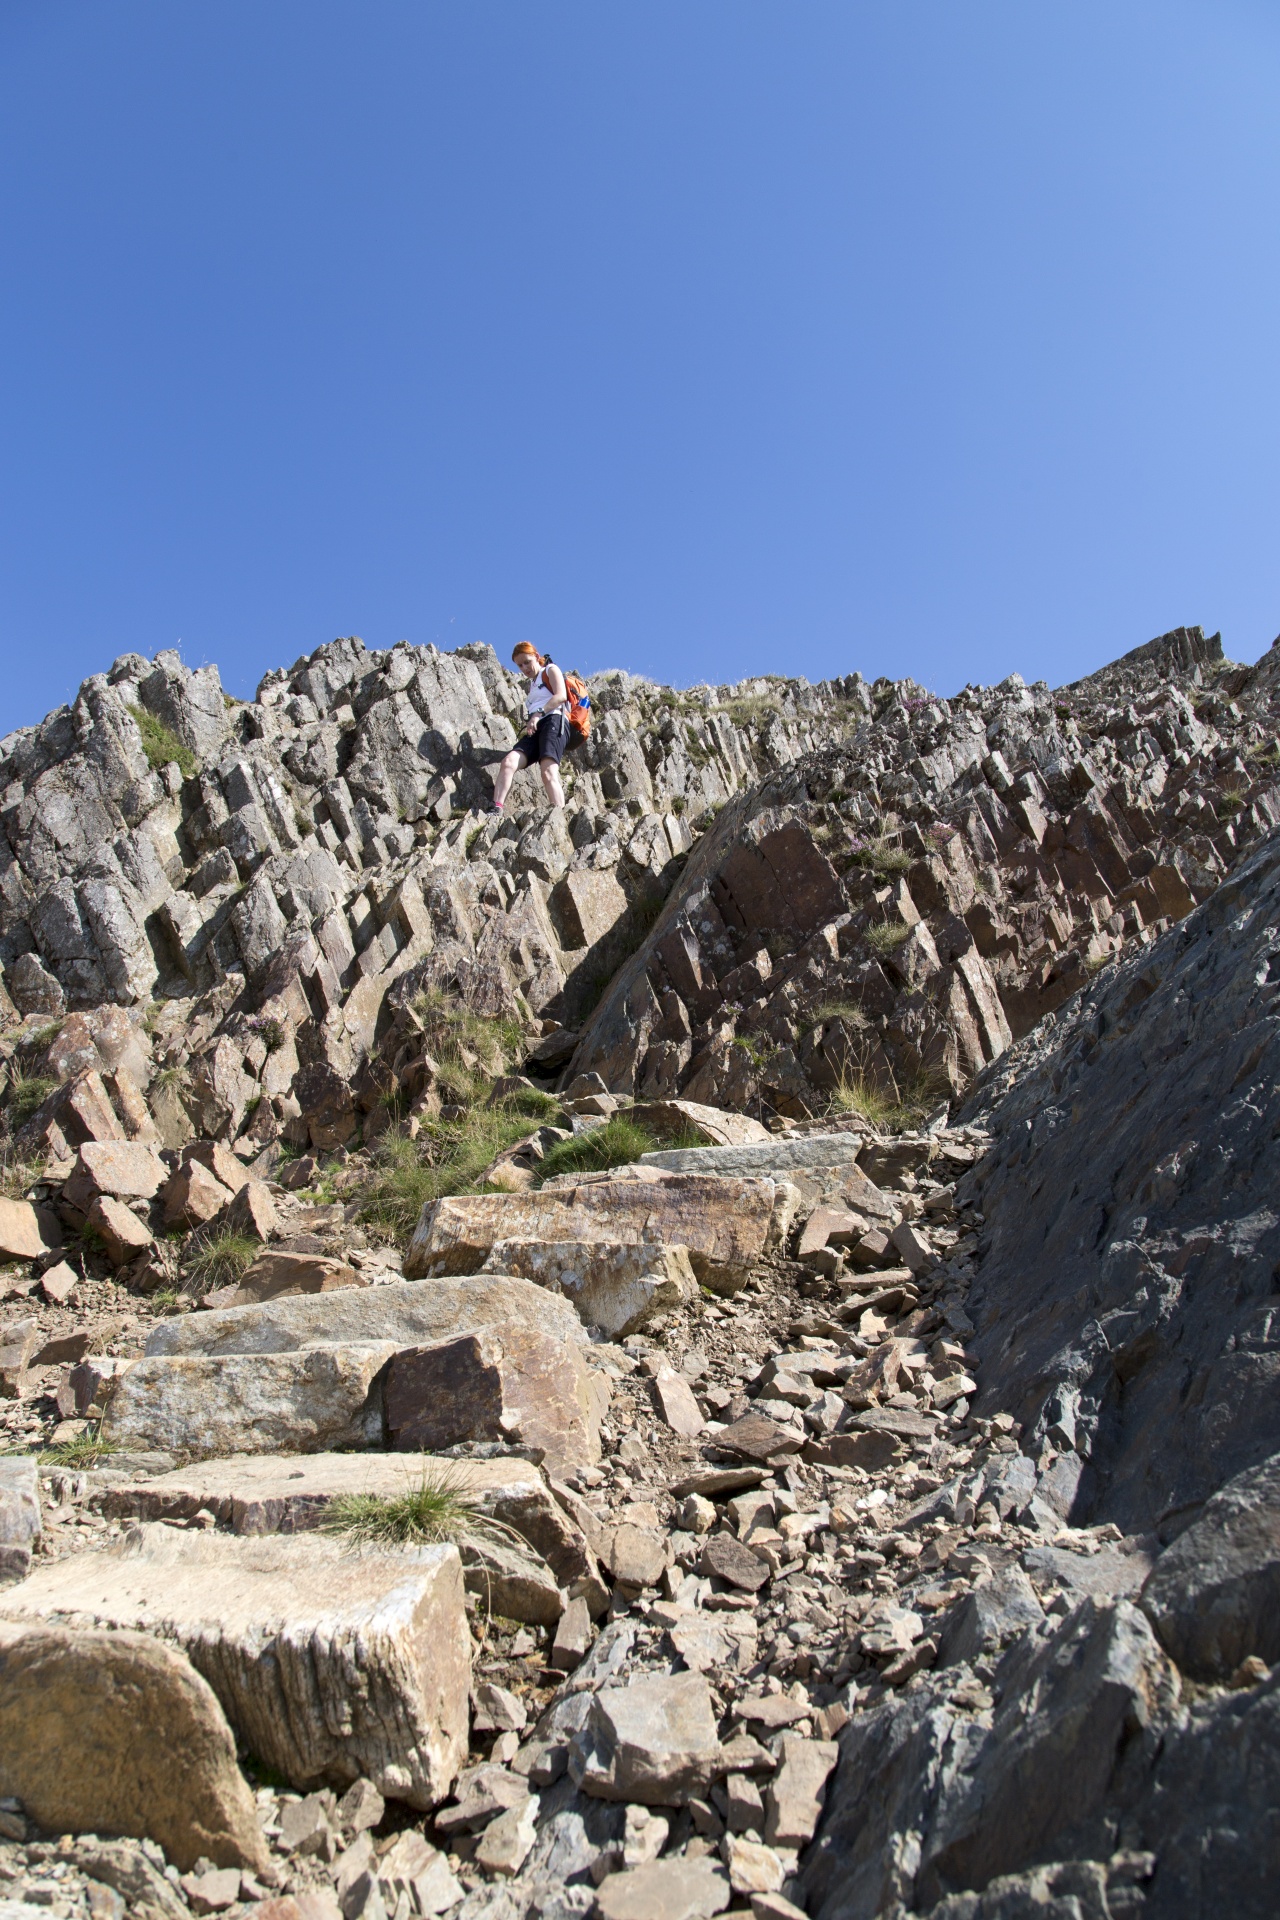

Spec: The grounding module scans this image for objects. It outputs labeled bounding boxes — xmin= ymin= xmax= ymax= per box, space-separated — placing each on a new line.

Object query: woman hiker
xmin=491 ymin=643 xmax=570 ymax=812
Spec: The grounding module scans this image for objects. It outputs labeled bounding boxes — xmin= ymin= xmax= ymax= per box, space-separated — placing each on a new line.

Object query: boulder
xmin=163 ymin=1159 xmax=236 ymax=1228
xmin=142 ymin=1275 xmax=588 ymax=1359
xmin=86 ymin=1194 xmax=154 ymax=1266
xmin=96 ymin=1451 xmax=594 ymax=1586
xmin=571 ymin=1671 xmax=722 ymax=1805
xmin=100 ymin=1343 xmax=397 ymax=1456
xmin=0 ymin=1457 xmax=41 ymax=1582
xmin=638 ymin=1135 xmax=898 ymax=1217
xmin=406 ymin=1175 xmax=781 ymax=1294
xmin=624 ymin=1100 xmax=772 ymax=1148
xmin=63 ymin=1140 xmax=167 ymax=1211
xmin=0 ymin=1197 xmax=61 ymax=1262
xmin=937 ymin=1567 xmax=1045 ymax=1669
xmin=593 ymin=1856 xmax=731 ymax=1920
xmin=384 ymin=1325 xmax=601 ymax=1472
xmin=0 ymin=1526 xmax=470 ymax=1807
xmin=0 ymin=1320 xmax=39 ymax=1399
xmin=235 ymin=1250 xmax=365 ymax=1304
xmin=0 ymin=1622 xmax=269 ymax=1871
xmin=1140 ymin=1451 xmax=1280 ymax=1679
xmin=479 ymin=1238 xmax=697 ymax=1338
xmin=223 ymin=1177 xmax=279 ymax=1242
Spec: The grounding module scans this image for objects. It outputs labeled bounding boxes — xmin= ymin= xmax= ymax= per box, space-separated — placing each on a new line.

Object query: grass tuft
xmin=4 ymin=1073 xmax=56 ymax=1127
xmin=851 ymin=837 xmax=914 ymax=876
xmin=321 ymin=1466 xmax=514 ymax=1551
xmin=128 ymin=704 xmax=198 ymax=780
xmin=533 ymin=1115 xmax=660 ymax=1186
xmin=39 ymin=1432 xmax=117 ymax=1468
xmin=184 ymin=1230 xmax=261 ymax=1291
xmin=865 ymin=921 xmax=912 ymax=955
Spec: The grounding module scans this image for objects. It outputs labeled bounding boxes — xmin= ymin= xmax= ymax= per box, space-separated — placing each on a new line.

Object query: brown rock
xmin=188 ymin=1142 xmax=253 ymax=1195
xmin=601 ymin=1522 xmax=668 ymax=1590
xmin=385 ymin=1325 xmax=601 ymax=1472
xmin=764 ymin=1732 xmax=839 ymax=1846
xmin=236 ymin=1250 xmax=363 ymax=1303
xmin=164 ymin=1160 xmax=236 ymax=1228
xmin=224 ymin=1178 xmax=279 ymax=1242
xmin=0 ymin=1622 xmax=269 ymax=1871
xmin=551 ymin=869 xmax=630 ymax=948
xmin=625 ymin=1100 xmax=772 ymax=1148
xmin=406 ymin=1174 xmax=779 ymax=1294
xmin=63 ymin=1141 xmax=167 ymax=1212
xmin=39 ymin=1260 xmax=81 ymax=1305
xmin=700 ymin=1533 xmax=770 ymax=1593
xmin=713 ymin=1412 xmax=805 ymax=1463
xmin=0 ymin=1197 xmax=62 ymax=1262
xmin=0 ymin=1320 xmax=39 ymax=1399
xmin=653 ymin=1368 xmax=706 ymax=1438
xmin=36 ymin=1328 xmax=95 ymax=1367
xmin=796 ymin=1207 xmax=866 ymax=1258
xmin=86 ymin=1195 xmax=154 ymax=1266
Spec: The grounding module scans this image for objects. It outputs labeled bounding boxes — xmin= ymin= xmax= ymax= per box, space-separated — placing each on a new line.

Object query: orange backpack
xmin=561 ymin=669 xmax=592 ymax=745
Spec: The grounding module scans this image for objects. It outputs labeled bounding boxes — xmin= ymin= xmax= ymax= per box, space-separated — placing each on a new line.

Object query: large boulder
xmin=0 ymin=1622 xmax=269 ymax=1872
xmin=0 ymin=1197 xmax=62 ymax=1262
xmin=100 ymin=1343 xmax=396 ymax=1456
xmin=1140 ymin=1451 xmax=1280 ymax=1679
xmin=479 ymin=1239 xmax=697 ymax=1337
xmin=384 ymin=1325 xmax=602 ymax=1472
xmin=406 ymin=1175 xmax=782 ymax=1294
xmin=0 ymin=1526 xmax=470 ymax=1807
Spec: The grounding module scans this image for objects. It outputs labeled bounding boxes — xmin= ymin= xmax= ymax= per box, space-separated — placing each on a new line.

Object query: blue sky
xmin=2 ymin=2 xmax=1279 ymax=732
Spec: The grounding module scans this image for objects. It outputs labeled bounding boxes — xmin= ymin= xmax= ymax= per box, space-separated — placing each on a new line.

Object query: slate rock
xmin=384 ymin=1324 xmax=601 ymax=1472
xmin=699 ymin=1532 xmax=770 ymax=1593
xmin=0 ymin=1197 xmax=62 ymax=1262
xmin=938 ymin=1566 xmax=1045 ymax=1669
xmin=571 ymin=1671 xmax=723 ymax=1805
xmin=592 ymin=1855 xmax=731 ymax=1920
xmin=1139 ymin=1450 xmax=1280 ymax=1679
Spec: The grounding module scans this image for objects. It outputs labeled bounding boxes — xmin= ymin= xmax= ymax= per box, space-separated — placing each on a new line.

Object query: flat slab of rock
xmin=405 ymin=1176 xmax=782 ymax=1295
xmin=0 ymin=1622 xmax=268 ymax=1872
xmin=100 ymin=1342 xmax=396 ymax=1456
xmin=97 ymin=1450 xmax=593 ymax=1585
xmin=142 ymin=1275 xmax=587 ymax=1358
xmin=234 ymin=1250 xmax=365 ymax=1304
xmin=1140 ymin=1452 xmax=1280 ymax=1679
xmin=593 ymin=1855 xmax=731 ymax=1920
xmin=848 ymin=1406 xmax=938 ymax=1440
xmin=638 ymin=1137 xmax=897 ymax=1217
xmin=571 ymin=1671 xmax=722 ymax=1805
xmin=0 ymin=1197 xmax=61 ymax=1261
xmin=712 ymin=1413 xmax=805 ymax=1462
xmin=700 ymin=1532 xmax=769 ymax=1592
xmin=479 ymin=1239 xmax=696 ymax=1338
xmin=384 ymin=1325 xmax=601 ymax=1471
xmin=624 ymin=1100 xmax=772 ymax=1148
xmin=63 ymin=1141 xmax=166 ymax=1210
xmin=0 ymin=1525 xmax=470 ymax=1807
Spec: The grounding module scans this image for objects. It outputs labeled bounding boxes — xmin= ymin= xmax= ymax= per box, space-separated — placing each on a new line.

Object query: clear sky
xmin=2 ymin=2 xmax=1279 ymax=733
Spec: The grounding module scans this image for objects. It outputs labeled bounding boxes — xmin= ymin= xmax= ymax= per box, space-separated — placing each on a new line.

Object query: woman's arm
xmin=542 ymin=663 xmax=569 ymax=711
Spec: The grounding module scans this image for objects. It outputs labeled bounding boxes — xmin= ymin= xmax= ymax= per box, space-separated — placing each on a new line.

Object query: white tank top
xmin=525 ymin=667 xmax=562 ymax=719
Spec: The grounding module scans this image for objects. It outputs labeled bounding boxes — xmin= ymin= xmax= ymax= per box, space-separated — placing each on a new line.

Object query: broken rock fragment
xmin=0 ymin=1622 xmax=269 ymax=1872
xmin=0 ymin=1196 xmax=62 ymax=1262
xmin=571 ymin=1671 xmax=723 ymax=1805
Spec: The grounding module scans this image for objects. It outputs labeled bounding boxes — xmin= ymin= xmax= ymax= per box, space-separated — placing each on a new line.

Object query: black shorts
xmin=514 ymin=711 xmax=570 ymax=767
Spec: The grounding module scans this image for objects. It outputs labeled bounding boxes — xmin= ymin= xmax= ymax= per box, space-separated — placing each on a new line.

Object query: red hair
xmin=512 ymin=643 xmax=547 ymax=666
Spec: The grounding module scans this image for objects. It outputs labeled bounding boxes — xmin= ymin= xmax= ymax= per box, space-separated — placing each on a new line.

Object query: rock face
xmin=1140 ymin=1451 xmax=1280 ymax=1678
xmin=0 ymin=1622 xmax=270 ymax=1871
xmin=958 ymin=827 xmax=1280 ymax=1537
xmin=0 ymin=1527 xmax=471 ymax=1807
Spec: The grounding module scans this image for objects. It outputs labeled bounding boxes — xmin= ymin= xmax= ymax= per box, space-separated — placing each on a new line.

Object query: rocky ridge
xmin=0 ymin=623 xmax=1278 ymax=1920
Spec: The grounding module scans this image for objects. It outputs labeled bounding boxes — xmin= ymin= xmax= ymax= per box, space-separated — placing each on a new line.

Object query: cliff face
xmin=2 ymin=623 xmax=1280 ymax=1920
xmin=4 ymin=623 xmax=1279 ymax=1164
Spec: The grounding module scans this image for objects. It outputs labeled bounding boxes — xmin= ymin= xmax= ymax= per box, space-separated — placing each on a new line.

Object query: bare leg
xmin=493 ymin=749 xmax=524 ymax=809
xmin=540 ymin=758 xmax=565 ymax=808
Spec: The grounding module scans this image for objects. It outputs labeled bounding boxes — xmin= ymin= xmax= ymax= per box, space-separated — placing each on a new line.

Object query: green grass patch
xmin=826 ymin=1069 xmax=935 ymax=1134
xmin=128 ymin=704 xmax=198 ymax=780
xmin=852 ymin=838 xmax=914 ymax=877
xmin=4 ymin=1073 xmax=56 ymax=1127
xmin=39 ymin=1432 xmax=117 ymax=1469
xmin=357 ymin=1103 xmax=552 ymax=1239
xmin=811 ymin=1000 xmax=870 ymax=1031
xmin=865 ymin=921 xmax=912 ymax=955
xmin=321 ymin=1464 xmax=517 ymax=1550
xmin=184 ymin=1230 xmax=261 ymax=1291
xmin=1218 ymin=789 xmax=1246 ymax=816
xmin=533 ymin=1115 xmax=660 ymax=1186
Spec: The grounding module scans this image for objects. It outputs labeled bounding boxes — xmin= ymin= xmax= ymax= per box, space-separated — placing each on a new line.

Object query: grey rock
xmin=938 ymin=1566 xmax=1045 ymax=1668
xmin=1139 ymin=1450 xmax=1280 ymax=1678
xmin=570 ymin=1671 xmax=722 ymax=1805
